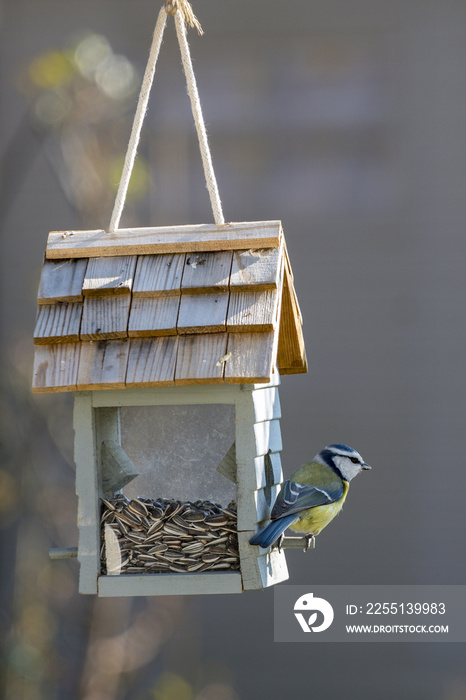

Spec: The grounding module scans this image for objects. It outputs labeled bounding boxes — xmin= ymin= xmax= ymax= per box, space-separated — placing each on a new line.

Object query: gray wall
xmin=1 ymin=1 xmax=466 ymax=698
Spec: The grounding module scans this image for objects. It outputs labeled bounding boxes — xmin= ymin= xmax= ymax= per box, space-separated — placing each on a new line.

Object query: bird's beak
xmin=362 ymin=462 xmax=371 ymax=470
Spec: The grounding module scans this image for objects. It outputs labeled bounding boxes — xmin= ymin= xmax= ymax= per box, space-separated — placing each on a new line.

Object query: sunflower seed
xmin=187 ymin=562 xmax=205 ymax=572
xmin=148 ymin=543 xmax=168 ymax=554
xmin=202 ymin=553 xmax=221 ymax=563
xmin=147 ymin=520 xmax=164 ymax=535
xmin=184 ymin=511 xmax=205 ymax=522
xmin=169 ymin=564 xmax=188 ymax=573
xmin=205 ymin=515 xmax=228 ymax=527
xmin=182 ymin=541 xmax=204 ymax=554
xmin=172 ymin=515 xmax=191 ymax=529
xmin=128 ymin=499 xmax=148 ymax=517
xmin=101 ymin=497 xmax=239 ymax=576
xmin=207 ymin=536 xmax=228 ymax=546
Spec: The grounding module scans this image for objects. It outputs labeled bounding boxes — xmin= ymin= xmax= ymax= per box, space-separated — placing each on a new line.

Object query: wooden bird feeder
xmin=31 ymin=4 xmax=307 ymax=597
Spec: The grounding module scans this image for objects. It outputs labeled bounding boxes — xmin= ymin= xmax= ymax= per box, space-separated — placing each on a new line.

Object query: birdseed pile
xmin=101 ymin=495 xmax=239 ymax=574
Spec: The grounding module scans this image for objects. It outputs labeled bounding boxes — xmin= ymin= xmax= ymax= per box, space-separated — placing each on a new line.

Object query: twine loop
xmin=108 ymin=2 xmax=223 ymax=233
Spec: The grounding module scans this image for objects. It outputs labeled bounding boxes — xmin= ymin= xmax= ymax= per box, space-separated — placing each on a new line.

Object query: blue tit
xmin=249 ymin=444 xmax=371 ymax=550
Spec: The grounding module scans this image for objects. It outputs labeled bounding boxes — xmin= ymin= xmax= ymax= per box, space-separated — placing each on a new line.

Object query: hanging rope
xmin=108 ymin=1 xmax=224 ymax=233
xmin=109 ymin=6 xmax=167 ymax=233
xmin=174 ymin=10 xmax=224 ymax=225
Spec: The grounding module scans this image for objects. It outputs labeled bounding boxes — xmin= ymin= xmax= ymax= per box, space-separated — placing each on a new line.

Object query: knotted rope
xmin=164 ymin=0 xmax=203 ymax=35
xmin=108 ymin=1 xmax=224 ymax=232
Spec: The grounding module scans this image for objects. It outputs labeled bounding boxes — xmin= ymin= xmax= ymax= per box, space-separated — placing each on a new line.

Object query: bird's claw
xmin=277 ymin=533 xmax=285 ymax=554
xmin=303 ymin=534 xmax=315 ymax=552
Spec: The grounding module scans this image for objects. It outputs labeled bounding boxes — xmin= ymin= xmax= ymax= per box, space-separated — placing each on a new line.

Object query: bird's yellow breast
xmin=290 ymin=480 xmax=350 ymax=536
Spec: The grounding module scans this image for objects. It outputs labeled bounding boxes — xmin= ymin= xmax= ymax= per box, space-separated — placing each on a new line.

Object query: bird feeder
xmin=31 ymin=3 xmax=307 ymax=597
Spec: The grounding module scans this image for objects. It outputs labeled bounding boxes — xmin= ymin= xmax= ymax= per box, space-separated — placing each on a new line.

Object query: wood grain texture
xmin=254 ymin=419 xmax=283 ymax=457
xmin=133 ymin=253 xmax=185 ymax=297
xmin=175 ymin=333 xmax=228 ymax=385
xmin=237 ymin=531 xmax=289 ymax=590
xmin=45 ymin=221 xmax=282 ymax=259
xmin=126 ymin=336 xmax=178 ymax=387
xmin=34 ymin=303 xmax=82 ymax=344
xmin=227 ymin=290 xmax=278 ymax=332
xmin=177 ymin=293 xmax=229 ymax=334
xmin=254 ymin=483 xmax=282 ymax=523
xmin=98 ymin=572 xmax=243 ymax=597
xmin=128 ymin=296 xmax=180 ymax=337
xmin=230 ymin=248 xmax=281 ymax=291
xmin=101 ymin=440 xmax=139 ymax=494
xmin=37 ymin=258 xmax=87 ymax=304
xmin=80 ymin=296 xmax=131 ymax=340
xmin=76 ymin=340 xmax=130 ymax=390
xmin=32 ymin=342 xmax=80 ymax=392
xmin=224 ymin=332 xmax=274 ymax=383
xmin=276 ymin=264 xmax=307 ymax=374
xmin=216 ymin=442 xmax=237 ymax=482
xmin=252 ymin=386 xmax=281 ymax=423
xmin=256 ymin=548 xmax=289 ymax=588
xmin=74 ymin=393 xmax=100 ymax=593
xmin=181 ymin=251 xmax=232 ymax=293
xmin=254 ymin=451 xmax=283 ymax=490
xmin=82 ymin=256 xmax=136 ymax=296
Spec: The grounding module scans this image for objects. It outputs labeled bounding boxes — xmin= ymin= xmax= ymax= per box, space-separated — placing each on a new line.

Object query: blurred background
xmin=1 ymin=0 xmax=466 ymax=698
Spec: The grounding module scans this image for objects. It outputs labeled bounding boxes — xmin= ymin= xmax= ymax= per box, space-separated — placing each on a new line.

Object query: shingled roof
xmin=32 ymin=221 xmax=306 ymax=392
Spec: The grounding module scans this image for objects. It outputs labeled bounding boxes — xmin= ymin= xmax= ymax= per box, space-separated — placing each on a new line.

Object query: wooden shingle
xmin=32 ymin=220 xmax=306 ymax=392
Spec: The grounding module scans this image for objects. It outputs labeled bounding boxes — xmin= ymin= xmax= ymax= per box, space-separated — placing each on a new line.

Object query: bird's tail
xmin=249 ymin=514 xmax=298 ymax=548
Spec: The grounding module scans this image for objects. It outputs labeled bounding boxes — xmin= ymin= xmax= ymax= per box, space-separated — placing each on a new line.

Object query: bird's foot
xmin=303 ymin=534 xmax=315 ymax=552
xmin=277 ymin=533 xmax=285 ymax=554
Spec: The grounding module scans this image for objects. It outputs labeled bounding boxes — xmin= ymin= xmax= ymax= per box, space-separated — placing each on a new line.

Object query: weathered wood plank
xmin=253 ymin=367 xmax=281 ymax=390
xmin=82 ymin=256 xmax=136 ymax=296
xmin=74 ymin=393 xmax=100 ymax=593
xmin=254 ymin=451 xmax=283 ymax=490
xmin=98 ymin=572 xmax=243 ymax=596
xmin=76 ymin=340 xmax=130 ymax=390
xmin=34 ymin=303 xmax=82 ymax=344
xmin=177 ymin=293 xmax=229 ymax=334
xmin=133 ymin=253 xmax=185 ymax=297
xmin=104 ymin=524 xmax=122 ymax=575
xmin=32 ymin=342 xmax=80 ymax=392
xmin=181 ymin=251 xmax=232 ymax=293
xmin=37 ymin=258 xmax=88 ymax=304
xmin=224 ymin=332 xmax=274 ymax=384
xmin=91 ymin=384 xmax=239 ymax=408
xmin=46 ymin=221 xmax=282 ymax=259
xmin=80 ymin=297 xmax=131 ymax=340
xmin=216 ymin=442 xmax=237 ymax=483
xmin=175 ymin=333 xmax=227 ymax=385
xmin=128 ymin=296 xmax=180 ymax=337
xmin=230 ymin=248 xmax=281 ymax=291
xmin=251 ymin=386 xmax=281 ymax=423
xmin=254 ymin=419 xmax=283 ymax=457
xmin=283 ymin=241 xmax=303 ymax=322
xmin=126 ymin=336 xmax=178 ymax=387
xmin=101 ymin=440 xmax=139 ymax=495
xmin=255 ymin=483 xmax=282 ymax=523
xmin=237 ymin=531 xmax=289 ymax=590
xmin=227 ymin=290 xmax=278 ymax=333
xmin=277 ymin=263 xmax=307 ymax=374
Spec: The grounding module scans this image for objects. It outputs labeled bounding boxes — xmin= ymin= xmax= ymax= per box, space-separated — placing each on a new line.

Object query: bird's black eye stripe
xmin=350 ymin=456 xmax=360 ymax=464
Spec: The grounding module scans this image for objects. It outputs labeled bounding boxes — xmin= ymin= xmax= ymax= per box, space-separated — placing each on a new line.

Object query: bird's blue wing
xmin=270 ymin=478 xmax=344 ymax=520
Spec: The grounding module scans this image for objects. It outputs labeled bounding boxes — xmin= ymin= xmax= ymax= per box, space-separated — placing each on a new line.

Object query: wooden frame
xmin=74 ymin=373 xmax=288 ymax=597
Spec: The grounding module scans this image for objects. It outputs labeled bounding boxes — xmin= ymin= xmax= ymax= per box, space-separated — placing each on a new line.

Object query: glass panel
xmin=119 ymin=404 xmax=236 ymax=503
xmin=99 ymin=404 xmax=239 ymax=577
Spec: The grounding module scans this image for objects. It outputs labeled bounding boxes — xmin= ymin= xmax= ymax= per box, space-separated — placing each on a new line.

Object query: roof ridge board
xmin=45 ymin=221 xmax=283 ymax=260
